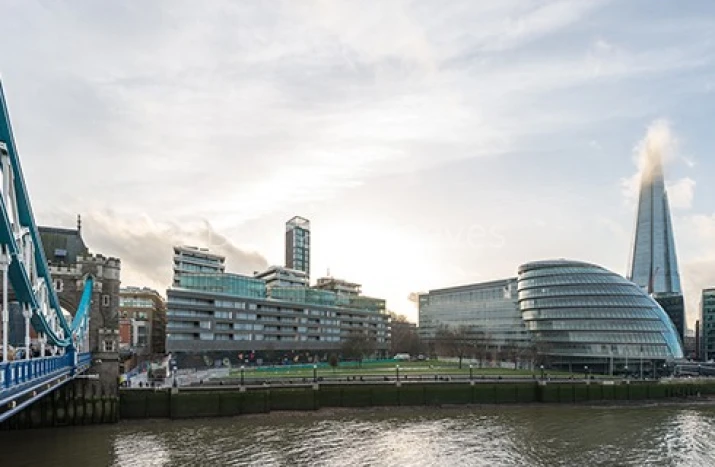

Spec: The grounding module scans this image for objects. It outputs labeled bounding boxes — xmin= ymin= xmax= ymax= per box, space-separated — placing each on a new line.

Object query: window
xmin=54 ymin=279 xmax=63 ymax=293
xmin=102 ymin=295 xmax=110 ymax=306
xmin=103 ymin=340 xmax=116 ymax=352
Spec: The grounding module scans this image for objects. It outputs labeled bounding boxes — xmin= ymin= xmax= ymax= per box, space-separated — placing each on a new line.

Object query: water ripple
xmin=2 ymin=405 xmax=715 ymax=466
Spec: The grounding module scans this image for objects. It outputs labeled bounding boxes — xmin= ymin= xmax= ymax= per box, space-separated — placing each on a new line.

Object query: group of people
xmin=0 ymin=344 xmax=55 ymax=362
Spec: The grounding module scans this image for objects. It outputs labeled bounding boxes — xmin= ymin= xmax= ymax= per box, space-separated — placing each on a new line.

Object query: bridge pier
xmin=0 ymin=376 xmax=119 ymax=430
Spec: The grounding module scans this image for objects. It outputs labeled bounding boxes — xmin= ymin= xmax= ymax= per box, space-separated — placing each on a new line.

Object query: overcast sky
xmin=1 ymin=0 xmax=714 ymax=326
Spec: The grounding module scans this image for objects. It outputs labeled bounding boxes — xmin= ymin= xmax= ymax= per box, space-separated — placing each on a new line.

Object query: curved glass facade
xmin=517 ymin=260 xmax=683 ymax=366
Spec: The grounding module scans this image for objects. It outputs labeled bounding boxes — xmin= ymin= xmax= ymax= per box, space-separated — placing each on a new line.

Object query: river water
xmin=1 ymin=404 xmax=714 ymax=466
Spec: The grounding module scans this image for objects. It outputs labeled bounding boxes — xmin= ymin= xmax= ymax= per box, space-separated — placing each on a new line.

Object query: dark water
xmin=2 ymin=404 xmax=715 ymax=466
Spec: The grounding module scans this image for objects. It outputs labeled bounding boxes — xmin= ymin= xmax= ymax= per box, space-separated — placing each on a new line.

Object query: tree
xmin=389 ymin=314 xmax=422 ymax=356
xmin=328 ymin=354 xmax=339 ymax=371
xmin=341 ymin=331 xmax=375 ymax=367
xmin=435 ymin=324 xmax=472 ymax=369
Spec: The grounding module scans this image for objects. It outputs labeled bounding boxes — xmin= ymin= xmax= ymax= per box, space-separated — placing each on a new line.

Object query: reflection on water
xmin=2 ymin=404 xmax=715 ymax=466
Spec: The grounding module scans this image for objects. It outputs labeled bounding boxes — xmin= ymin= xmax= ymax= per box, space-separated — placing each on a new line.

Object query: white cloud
xmin=1 ymin=1 xmax=714 ymax=317
xmin=667 ymin=177 xmax=696 ymax=209
xmin=621 ymin=120 xmax=694 ymax=209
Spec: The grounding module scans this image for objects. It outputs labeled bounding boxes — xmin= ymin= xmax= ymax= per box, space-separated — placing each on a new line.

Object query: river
xmin=1 ymin=404 xmax=714 ymax=466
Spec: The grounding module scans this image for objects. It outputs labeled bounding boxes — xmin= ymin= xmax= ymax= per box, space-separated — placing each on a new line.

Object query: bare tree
xmin=341 ymin=331 xmax=375 ymax=367
xmin=435 ymin=324 xmax=472 ymax=369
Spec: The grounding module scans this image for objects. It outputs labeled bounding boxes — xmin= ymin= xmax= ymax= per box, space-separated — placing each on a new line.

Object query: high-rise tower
xmin=285 ymin=216 xmax=310 ymax=281
xmin=628 ymin=147 xmax=685 ymax=341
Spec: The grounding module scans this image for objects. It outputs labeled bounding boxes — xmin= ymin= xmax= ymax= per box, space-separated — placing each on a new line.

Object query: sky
xmin=1 ymin=0 xmax=714 ymax=326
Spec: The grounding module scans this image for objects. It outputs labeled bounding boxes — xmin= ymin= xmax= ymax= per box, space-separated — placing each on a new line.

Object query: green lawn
xmin=227 ymin=361 xmax=575 ymax=379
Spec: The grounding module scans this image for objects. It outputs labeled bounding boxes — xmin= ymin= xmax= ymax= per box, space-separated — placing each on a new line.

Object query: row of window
xmin=518 ymin=284 xmax=639 ymax=300
xmin=534 ymin=331 xmax=669 ymax=345
xmin=519 ymin=266 xmax=606 ymax=280
xmin=522 ymin=308 xmax=659 ymax=321
xmin=524 ymin=319 xmax=666 ymax=333
xmin=426 ymin=286 xmax=514 ymax=305
xmin=545 ymin=343 xmax=673 ymax=358
xmin=119 ymin=297 xmax=155 ymax=308
xmin=168 ymin=333 xmax=342 ymax=343
xmin=520 ymin=296 xmax=656 ymax=310
xmin=518 ymin=274 xmax=625 ymax=290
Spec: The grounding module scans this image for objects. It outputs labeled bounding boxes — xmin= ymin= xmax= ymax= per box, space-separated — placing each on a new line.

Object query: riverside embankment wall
xmin=120 ymin=381 xmax=715 ymax=419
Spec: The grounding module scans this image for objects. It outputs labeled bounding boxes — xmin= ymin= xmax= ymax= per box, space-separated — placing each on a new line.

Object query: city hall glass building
xmin=518 ymin=260 xmax=683 ymax=371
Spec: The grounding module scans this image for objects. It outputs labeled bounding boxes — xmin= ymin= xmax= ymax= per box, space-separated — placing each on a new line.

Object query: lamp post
xmin=313 ymin=364 xmax=318 ymax=383
xmin=469 ymin=364 xmax=473 ymax=381
xmin=624 ymin=365 xmax=628 ymax=379
xmin=663 ymin=363 xmax=668 ymax=379
xmin=540 ymin=365 xmax=545 ymax=380
xmin=584 ymin=365 xmax=588 ymax=380
xmin=240 ymin=365 xmax=245 ymax=386
xmin=396 ymin=364 xmax=400 ymax=382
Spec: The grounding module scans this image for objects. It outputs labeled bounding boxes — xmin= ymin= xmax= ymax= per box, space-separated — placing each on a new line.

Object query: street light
xmin=469 ymin=364 xmax=473 ymax=381
xmin=584 ymin=365 xmax=589 ymax=380
xmin=396 ymin=364 xmax=400 ymax=382
xmin=240 ymin=365 xmax=245 ymax=386
xmin=540 ymin=365 xmax=545 ymax=380
xmin=313 ymin=364 xmax=318 ymax=383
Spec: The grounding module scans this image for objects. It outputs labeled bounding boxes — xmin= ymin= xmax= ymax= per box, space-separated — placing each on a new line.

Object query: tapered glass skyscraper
xmin=628 ymin=147 xmax=685 ymax=342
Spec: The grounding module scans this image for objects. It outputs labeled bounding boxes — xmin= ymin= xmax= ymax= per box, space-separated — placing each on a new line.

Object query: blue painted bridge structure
xmin=0 ymin=80 xmax=94 ymax=423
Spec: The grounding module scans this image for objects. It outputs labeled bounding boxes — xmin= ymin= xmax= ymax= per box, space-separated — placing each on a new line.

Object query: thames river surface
xmin=2 ymin=404 xmax=715 ymax=466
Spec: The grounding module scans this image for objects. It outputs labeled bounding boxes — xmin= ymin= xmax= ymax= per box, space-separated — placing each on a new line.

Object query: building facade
xmin=285 ymin=216 xmax=310 ymax=280
xmin=628 ymin=145 xmax=685 ymax=342
xmin=118 ymin=287 xmax=166 ymax=357
xmin=418 ymin=278 xmax=531 ymax=351
xmin=172 ymin=245 xmax=225 ymax=286
xmin=39 ymin=224 xmax=121 ymax=396
xmin=701 ymin=288 xmax=715 ymax=361
xmin=254 ymin=265 xmax=308 ymax=290
xmin=518 ymin=260 xmax=683 ymax=372
xmin=165 ymin=271 xmax=389 ymax=367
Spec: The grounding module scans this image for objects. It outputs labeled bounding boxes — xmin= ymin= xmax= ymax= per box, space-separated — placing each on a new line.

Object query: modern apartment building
xmin=285 ymin=216 xmax=310 ymax=280
xmin=172 ymin=245 xmax=225 ymax=286
xmin=166 ymin=272 xmax=389 ymax=366
xmin=254 ymin=265 xmax=308 ymax=290
xmin=166 ymin=238 xmax=389 ymax=367
xmin=701 ymin=288 xmax=715 ymax=361
xmin=119 ymin=287 xmax=166 ymax=356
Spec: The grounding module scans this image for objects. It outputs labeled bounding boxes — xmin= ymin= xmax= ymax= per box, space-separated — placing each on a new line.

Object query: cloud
xmin=76 ymin=211 xmax=268 ymax=294
xmin=2 ymin=1 xmax=715 ymax=318
xmin=667 ymin=177 xmax=696 ymax=209
xmin=620 ymin=119 xmax=694 ymax=209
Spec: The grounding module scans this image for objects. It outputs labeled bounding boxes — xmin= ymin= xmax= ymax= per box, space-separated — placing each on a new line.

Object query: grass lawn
xmin=227 ymin=360 xmax=574 ymax=379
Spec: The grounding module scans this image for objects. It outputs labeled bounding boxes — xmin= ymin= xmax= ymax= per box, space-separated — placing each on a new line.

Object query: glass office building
xmin=701 ymin=288 xmax=715 ymax=361
xmin=628 ymin=145 xmax=685 ymax=342
xmin=518 ymin=260 xmax=684 ymax=371
xmin=418 ymin=278 xmax=531 ymax=349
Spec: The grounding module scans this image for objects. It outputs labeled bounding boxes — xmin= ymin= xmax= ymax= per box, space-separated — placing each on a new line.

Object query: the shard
xmin=628 ymin=146 xmax=685 ymax=342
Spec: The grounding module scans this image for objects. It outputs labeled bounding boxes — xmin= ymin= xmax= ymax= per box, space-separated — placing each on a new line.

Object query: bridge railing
xmin=0 ymin=354 xmax=75 ymax=392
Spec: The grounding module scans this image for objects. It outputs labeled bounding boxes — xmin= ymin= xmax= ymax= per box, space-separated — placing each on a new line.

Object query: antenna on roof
xmin=77 ymin=214 xmax=82 ymax=233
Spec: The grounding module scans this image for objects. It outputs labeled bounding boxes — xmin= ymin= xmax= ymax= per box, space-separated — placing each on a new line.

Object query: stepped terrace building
xmin=166 ymin=272 xmax=389 ymax=367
